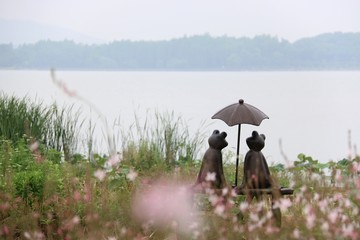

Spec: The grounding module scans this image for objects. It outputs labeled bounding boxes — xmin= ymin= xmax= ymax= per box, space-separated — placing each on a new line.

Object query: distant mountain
xmin=0 ymin=32 xmax=359 ymax=70
xmin=0 ymin=19 xmax=104 ymax=45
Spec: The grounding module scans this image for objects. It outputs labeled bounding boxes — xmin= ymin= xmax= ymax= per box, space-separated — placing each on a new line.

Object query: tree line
xmin=0 ymin=32 xmax=359 ymax=70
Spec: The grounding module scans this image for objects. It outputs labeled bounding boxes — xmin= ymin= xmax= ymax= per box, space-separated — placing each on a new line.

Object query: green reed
xmin=0 ymin=93 xmax=82 ymax=160
xmin=119 ymin=110 xmax=207 ymax=172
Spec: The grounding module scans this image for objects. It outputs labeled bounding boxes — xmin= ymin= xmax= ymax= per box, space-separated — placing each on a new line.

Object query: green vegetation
xmin=1 ymin=94 xmax=360 ymax=239
xmin=0 ymin=93 xmax=82 ymax=161
xmin=1 ymin=32 xmax=360 ymax=70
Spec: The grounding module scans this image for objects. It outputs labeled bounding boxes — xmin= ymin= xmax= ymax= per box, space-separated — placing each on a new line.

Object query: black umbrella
xmin=212 ymin=99 xmax=269 ymax=186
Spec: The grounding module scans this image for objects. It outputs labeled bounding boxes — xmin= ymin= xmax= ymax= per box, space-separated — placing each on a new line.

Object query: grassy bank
xmin=0 ymin=94 xmax=359 ymax=239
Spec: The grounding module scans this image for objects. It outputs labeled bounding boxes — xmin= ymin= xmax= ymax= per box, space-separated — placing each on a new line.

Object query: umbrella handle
xmin=235 ymin=124 xmax=241 ymax=186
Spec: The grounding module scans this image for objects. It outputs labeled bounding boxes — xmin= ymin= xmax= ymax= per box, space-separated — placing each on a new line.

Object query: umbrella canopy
xmin=211 ymin=99 xmax=269 ymax=186
xmin=212 ymin=99 xmax=269 ymax=126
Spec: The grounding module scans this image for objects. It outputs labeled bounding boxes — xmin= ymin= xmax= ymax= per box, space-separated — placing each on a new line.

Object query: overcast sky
xmin=1 ymin=0 xmax=360 ymax=42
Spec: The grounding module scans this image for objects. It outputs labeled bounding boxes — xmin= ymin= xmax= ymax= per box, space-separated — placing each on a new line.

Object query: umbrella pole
xmin=235 ymin=124 xmax=241 ymax=186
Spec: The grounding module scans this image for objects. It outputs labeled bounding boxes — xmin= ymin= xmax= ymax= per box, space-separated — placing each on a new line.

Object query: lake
xmin=1 ymin=70 xmax=360 ymax=165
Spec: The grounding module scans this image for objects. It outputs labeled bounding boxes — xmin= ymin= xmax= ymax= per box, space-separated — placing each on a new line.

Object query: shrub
xmin=45 ymin=148 xmax=62 ymax=164
xmin=13 ymin=169 xmax=45 ymax=206
xmin=10 ymin=138 xmax=36 ymax=172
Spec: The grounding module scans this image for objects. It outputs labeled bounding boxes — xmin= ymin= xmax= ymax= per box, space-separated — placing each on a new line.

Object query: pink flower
xmin=94 ymin=169 xmax=106 ymax=181
xmin=120 ymin=227 xmax=127 ymax=235
xmin=352 ymin=161 xmax=360 ymax=173
xmin=306 ymin=214 xmax=316 ymax=229
xmin=300 ymin=185 xmax=307 ymax=193
xmin=344 ymin=199 xmax=352 ymax=208
xmin=239 ymin=202 xmax=249 ymax=212
xmin=333 ymin=193 xmax=343 ymax=201
xmin=2 ymin=226 xmax=9 ymax=236
xmin=328 ymin=211 xmax=338 ymax=224
xmin=205 ymin=172 xmax=216 ymax=182
xmin=293 ymin=229 xmax=301 ymax=239
xmin=273 ymin=198 xmax=292 ymax=212
xmin=321 ymin=222 xmax=329 ymax=232
xmin=83 ymin=185 xmax=91 ymax=202
xmin=355 ymin=178 xmax=360 ymax=189
xmin=72 ymin=216 xmax=80 ymax=225
xmin=29 ymin=141 xmax=39 ymax=152
xmin=0 ymin=202 xmax=10 ymax=213
xmin=208 ymin=194 xmax=219 ymax=206
xmin=132 ymin=181 xmax=199 ymax=234
xmin=222 ymin=187 xmax=228 ymax=196
xmin=304 ymin=205 xmax=315 ymax=229
xmin=73 ymin=191 xmax=82 ymax=202
xmin=342 ymin=223 xmax=358 ymax=240
xmin=126 ymin=169 xmax=138 ymax=181
xmin=24 ymin=232 xmax=31 ymax=239
xmin=249 ymin=212 xmax=259 ymax=222
xmin=214 ymin=204 xmax=225 ymax=216
xmin=23 ymin=231 xmax=45 ymax=240
xmin=265 ymin=225 xmax=279 ymax=234
xmin=318 ymin=199 xmax=329 ymax=213
xmin=335 ymin=169 xmax=343 ymax=181
xmin=106 ymin=154 xmax=121 ymax=168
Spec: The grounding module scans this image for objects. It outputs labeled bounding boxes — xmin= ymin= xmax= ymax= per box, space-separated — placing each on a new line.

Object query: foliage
xmin=0 ymin=94 xmax=49 ymax=145
xmin=1 ymin=32 xmax=360 ymax=70
xmin=0 ymin=93 xmax=83 ymax=161
xmin=293 ymin=153 xmax=359 ymax=176
xmin=13 ymin=169 xmax=45 ymax=205
xmin=294 ymin=153 xmax=330 ymax=173
xmin=45 ymin=149 xmax=62 ymax=165
xmin=1 ymin=95 xmax=360 ymax=239
xmin=0 ymin=139 xmax=64 ymax=207
xmin=1 ymin=143 xmax=359 ymax=239
xmin=121 ymin=110 xmax=206 ymax=172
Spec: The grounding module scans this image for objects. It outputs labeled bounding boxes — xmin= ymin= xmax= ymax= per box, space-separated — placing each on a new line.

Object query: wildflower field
xmin=0 ymin=93 xmax=359 ymax=240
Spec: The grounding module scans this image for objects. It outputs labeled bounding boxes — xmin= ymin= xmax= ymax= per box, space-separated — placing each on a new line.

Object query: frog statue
xmin=240 ymin=130 xmax=272 ymax=190
xmin=239 ymin=130 xmax=282 ymax=226
xmin=195 ymin=130 xmax=228 ymax=189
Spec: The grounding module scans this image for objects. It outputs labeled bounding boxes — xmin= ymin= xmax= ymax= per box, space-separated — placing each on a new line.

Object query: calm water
xmin=1 ymin=70 xmax=360 ymax=164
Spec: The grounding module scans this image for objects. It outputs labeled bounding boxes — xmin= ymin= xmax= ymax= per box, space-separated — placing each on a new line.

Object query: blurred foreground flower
xmin=273 ymin=198 xmax=292 ymax=212
xmin=94 ymin=169 xmax=106 ymax=181
xmin=132 ymin=181 xmax=199 ymax=234
xmin=105 ymin=153 xmax=121 ymax=169
xmin=205 ymin=172 xmax=216 ymax=182
xmin=127 ymin=169 xmax=138 ymax=181
xmin=29 ymin=141 xmax=39 ymax=152
xmin=24 ymin=231 xmax=45 ymax=240
xmin=352 ymin=161 xmax=360 ymax=173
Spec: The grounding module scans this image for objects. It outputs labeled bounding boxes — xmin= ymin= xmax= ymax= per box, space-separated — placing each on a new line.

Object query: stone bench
xmin=233 ymin=186 xmax=294 ymax=227
xmin=234 ymin=187 xmax=294 ymax=196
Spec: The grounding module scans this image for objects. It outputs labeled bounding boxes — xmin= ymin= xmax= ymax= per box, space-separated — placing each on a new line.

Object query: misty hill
xmin=0 ymin=19 xmax=103 ymax=45
xmin=0 ymin=32 xmax=359 ymax=70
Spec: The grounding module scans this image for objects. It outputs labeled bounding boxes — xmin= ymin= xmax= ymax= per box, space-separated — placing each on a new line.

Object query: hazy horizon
xmin=1 ymin=0 xmax=360 ymax=44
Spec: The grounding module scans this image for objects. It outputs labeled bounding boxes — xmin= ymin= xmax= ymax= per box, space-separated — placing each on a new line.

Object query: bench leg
xmin=238 ymin=193 xmax=282 ymax=227
xmin=272 ymin=206 xmax=281 ymax=227
xmin=271 ymin=195 xmax=282 ymax=227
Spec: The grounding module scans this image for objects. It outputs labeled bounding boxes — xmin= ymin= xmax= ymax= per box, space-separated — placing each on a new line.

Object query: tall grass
xmin=0 ymin=93 xmax=48 ymax=144
xmin=45 ymin=104 xmax=83 ymax=161
xmin=0 ymin=93 xmax=83 ymax=161
xmin=119 ymin=110 xmax=206 ymax=174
